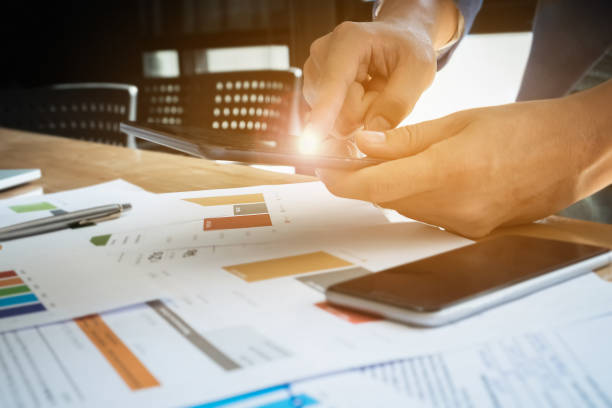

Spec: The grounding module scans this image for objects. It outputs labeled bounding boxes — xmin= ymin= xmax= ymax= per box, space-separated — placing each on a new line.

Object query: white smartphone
xmin=325 ymin=236 xmax=611 ymax=327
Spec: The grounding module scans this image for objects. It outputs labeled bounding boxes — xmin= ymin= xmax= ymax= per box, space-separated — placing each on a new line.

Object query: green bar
xmin=90 ymin=234 xmax=111 ymax=246
xmin=0 ymin=285 xmax=31 ymax=298
xmin=10 ymin=202 xmax=57 ymax=213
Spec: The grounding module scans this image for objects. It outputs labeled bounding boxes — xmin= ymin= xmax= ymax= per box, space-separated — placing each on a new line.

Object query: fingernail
xmin=358 ymin=130 xmax=386 ymax=145
xmin=314 ymin=168 xmax=322 ymax=179
xmin=366 ymin=116 xmax=392 ymax=131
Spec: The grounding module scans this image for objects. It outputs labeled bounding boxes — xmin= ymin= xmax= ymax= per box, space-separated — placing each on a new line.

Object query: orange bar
xmin=185 ymin=193 xmax=265 ymax=207
xmin=316 ymin=302 xmax=382 ymax=324
xmin=0 ymin=277 xmax=23 ymax=288
xmin=204 ymin=213 xmax=272 ymax=231
xmin=224 ymin=251 xmax=352 ymax=282
xmin=75 ymin=315 xmax=160 ymax=391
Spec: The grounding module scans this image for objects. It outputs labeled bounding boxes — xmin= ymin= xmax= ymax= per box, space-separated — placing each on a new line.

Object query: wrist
xmin=563 ymin=80 xmax=612 ymax=199
xmin=375 ymin=0 xmax=460 ymax=50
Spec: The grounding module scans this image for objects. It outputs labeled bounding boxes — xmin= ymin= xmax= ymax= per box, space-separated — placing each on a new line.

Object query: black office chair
xmin=0 ymin=83 xmax=138 ymax=146
xmin=138 ymin=69 xmax=303 ymax=147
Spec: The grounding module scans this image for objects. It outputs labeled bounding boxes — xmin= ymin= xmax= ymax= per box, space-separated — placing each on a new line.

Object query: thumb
xmin=364 ymin=62 xmax=434 ymax=131
xmin=356 ymin=113 xmax=462 ymax=159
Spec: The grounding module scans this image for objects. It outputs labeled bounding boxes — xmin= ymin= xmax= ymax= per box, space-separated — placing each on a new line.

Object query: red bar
xmin=203 ymin=213 xmax=272 ymax=231
xmin=315 ymin=302 xmax=382 ymax=324
xmin=0 ymin=271 xmax=17 ymax=279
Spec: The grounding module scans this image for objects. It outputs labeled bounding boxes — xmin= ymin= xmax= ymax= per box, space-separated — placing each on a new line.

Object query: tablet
xmin=120 ymin=122 xmax=385 ymax=170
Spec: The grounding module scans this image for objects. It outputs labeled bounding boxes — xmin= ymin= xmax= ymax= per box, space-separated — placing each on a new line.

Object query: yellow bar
xmin=224 ymin=251 xmax=352 ymax=282
xmin=184 ymin=193 xmax=265 ymax=207
xmin=75 ymin=315 xmax=160 ymax=391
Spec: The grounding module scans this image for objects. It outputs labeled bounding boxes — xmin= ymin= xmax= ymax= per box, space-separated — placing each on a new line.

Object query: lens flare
xmin=298 ymin=125 xmax=321 ymax=155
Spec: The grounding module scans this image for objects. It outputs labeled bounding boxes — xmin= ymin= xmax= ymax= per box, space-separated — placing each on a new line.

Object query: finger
xmin=320 ymin=138 xmax=359 ymax=157
xmin=332 ymin=83 xmax=379 ymax=137
xmin=302 ymin=34 xmax=332 ymax=107
xmin=302 ymin=57 xmax=319 ymax=107
xmin=364 ymin=58 xmax=435 ymax=131
xmin=317 ymin=149 xmax=442 ymax=203
xmin=356 ymin=113 xmax=464 ymax=159
xmin=307 ymin=24 xmax=370 ymax=138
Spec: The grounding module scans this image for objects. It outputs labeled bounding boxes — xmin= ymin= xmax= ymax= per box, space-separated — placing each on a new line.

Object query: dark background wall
xmin=0 ymin=0 xmax=537 ymax=89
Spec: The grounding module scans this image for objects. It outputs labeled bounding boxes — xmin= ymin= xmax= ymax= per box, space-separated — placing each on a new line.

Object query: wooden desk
xmin=2 ymin=127 xmax=611 ymax=279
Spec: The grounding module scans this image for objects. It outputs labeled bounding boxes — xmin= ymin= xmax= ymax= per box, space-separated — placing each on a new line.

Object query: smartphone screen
xmin=120 ymin=122 xmax=385 ymax=169
xmin=327 ymin=236 xmax=608 ymax=312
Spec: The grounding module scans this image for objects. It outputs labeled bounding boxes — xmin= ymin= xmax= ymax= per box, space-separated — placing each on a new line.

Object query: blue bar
xmin=0 ymin=303 xmax=46 ymax=319
xmin=0 ymin=293 xmax=39 ymax=308
xmin=258 ymin=394 xmax=318 ymax=408
xmin=190 ymin=385 xmax=289 ymax=408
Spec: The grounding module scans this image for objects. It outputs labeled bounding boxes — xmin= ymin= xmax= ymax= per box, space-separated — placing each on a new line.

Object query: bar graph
xmin=0 ymin=270 xmax=46 ymax=318
xmin=223 ymin=251 xmax=353 ymax=282
xmin=187 ymin=192 xmax=274 ymax=232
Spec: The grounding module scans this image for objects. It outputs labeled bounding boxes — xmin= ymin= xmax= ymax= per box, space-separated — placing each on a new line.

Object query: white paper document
xmin=0 ymin=181 xmax=391 ymax=333
xmin=2 ymin=179 xmax=612 ymax=407
xmin=0 ymin=299 xmax=421 ymax=408
xmin=358 ymin=312 xmax=612 ymax=407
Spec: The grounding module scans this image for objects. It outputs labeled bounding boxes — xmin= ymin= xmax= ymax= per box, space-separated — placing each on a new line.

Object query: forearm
xmin=565 ymin=79 xmax=612 ymax=199
xmin=375 ymin=0 xmax=459 ymax=49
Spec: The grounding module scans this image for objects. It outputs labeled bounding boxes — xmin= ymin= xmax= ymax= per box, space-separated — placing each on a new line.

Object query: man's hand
xmin=317 ymin=80 xmax=612 ymax=238
xmin=302 ymin=0 xmax=459 ymax=141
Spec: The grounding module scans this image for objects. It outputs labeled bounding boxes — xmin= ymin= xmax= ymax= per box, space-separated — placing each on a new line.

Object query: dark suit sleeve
xmin=437 ymin=0 xmax=483 ymax=69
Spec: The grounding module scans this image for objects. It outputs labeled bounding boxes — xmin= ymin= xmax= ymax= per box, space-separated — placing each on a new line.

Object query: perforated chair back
xmin=0 ymin=83 xmax=138 ymax=146
xmin=138 ymin=69 xmax=302 ymax=143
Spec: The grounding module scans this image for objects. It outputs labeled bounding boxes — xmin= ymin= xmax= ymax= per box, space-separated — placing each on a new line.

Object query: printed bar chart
xmin=185 ymin=193 xmax=265 ymax=207
xmin=204 ymin=213 xmax=272 ymax=231
xmin=0 ymin=270 xmax=47 ymax=318
xmin=9 ymin=202 xmax=57 ymax=213
xmin=75 ymin=314 xmax=160 ymax=391
xmin=224 ymin=251 xmax=353 ymax=282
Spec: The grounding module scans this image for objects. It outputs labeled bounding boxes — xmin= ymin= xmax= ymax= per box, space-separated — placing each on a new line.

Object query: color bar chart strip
xmin=223 ymin=251 xmax=353 ymax=282
xmin=0 ymin=277 xmax=23 ymax=288
xmin=0 ymin=303 xmax=46 ymax=318
xmin=0 ymin=271 xmax=17 ymax=279
xmin=0 ymin=285 xmax=31 ymax=298
xmin=75 ymin=314 xmax=160 ymax=391
xmin=185 ymin=193 xmax=265 ymax=207
xmin=315 ymin=301 xmax=382 ymax=324
xmin=0 ymin=293 xmax=39 ymax=308
xmin=9 ymin=202 xmax=57 ymax=213
xmin=147 ymin=300 xmax=241 ymax=371
xmin=233 ymin=202 xmax=268 ymax=216
xmin=204 ymin=213 xmax=272 ymax=231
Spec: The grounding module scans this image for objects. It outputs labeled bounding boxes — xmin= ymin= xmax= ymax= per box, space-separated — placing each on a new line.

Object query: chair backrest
xmin=0 ymin=83 xmax=138 ymax=146
xmin=138 ymin=69 xmax=303 ymax=144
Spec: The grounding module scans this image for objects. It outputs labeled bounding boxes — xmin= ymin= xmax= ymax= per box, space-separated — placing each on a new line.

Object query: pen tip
xmin=120 ymin=203 xmax=132 ymax=211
